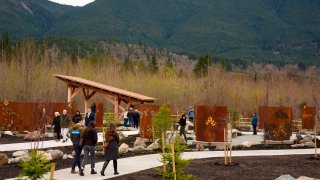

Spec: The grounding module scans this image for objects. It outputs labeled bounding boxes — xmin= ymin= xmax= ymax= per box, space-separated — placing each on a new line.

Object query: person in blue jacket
xmin=251 ymin=112 xmax=258 ymax=135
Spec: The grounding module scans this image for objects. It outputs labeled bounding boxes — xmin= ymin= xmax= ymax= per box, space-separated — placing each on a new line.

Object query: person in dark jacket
xmin=251 ymin=112 xmax=258 ymax=135
xmin=127 ymin=107 xmax=134 ymax=128
xmin=70 ymin=119 xmax=85 ymax=174
xmin=52 ymin=112 xmax=61 ymax=141
xmin=178 ymin=113 xmax=187 ymax=142
xmin=80 ymin=121 xmax=98 ymax=176
xmin=72 ymin=111 xmax=82 ymax=124
xmin=85 ymin=107 xmax=95 ymax=127
xmin=133 ymin=109 xmax=140 ymax=129
xmin=100 ymin=123 xmax=120 ymax=176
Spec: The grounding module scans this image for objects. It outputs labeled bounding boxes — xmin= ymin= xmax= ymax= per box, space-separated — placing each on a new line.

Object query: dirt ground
xmin=109 ymin=155 xmax=320 ymax=180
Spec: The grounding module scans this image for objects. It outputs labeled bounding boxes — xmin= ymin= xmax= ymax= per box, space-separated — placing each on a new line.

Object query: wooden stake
xmin=315 ymin=126 xmax=317 ymax=158
xmin=162 ymin=130 xmax=166 ymax=173
xmin=224 ymin=128 xmax=226 ymax=165
xmin=171 ymin=143 xmax=177 ymax=180
xmin=229 ymin=127 xmax=233 ymax=163
xmin=50 ymin=164 xmax=55 ymax=180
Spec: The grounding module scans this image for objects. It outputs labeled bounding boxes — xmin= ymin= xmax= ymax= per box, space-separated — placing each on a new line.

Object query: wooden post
xmin=115 ymin=95 xmax=119 ymax=120
xmin=50 ymin=164 xmax=55 ymax=180
xmin=171 ymin=143 xmax=177 ymax=180
xmin=162 ymin=129 xmax=166 ymax=173
xmin=224 ymin=128 xmax=227 ymax=165
xmin=67 ymin=85 xmax=72 ymax=107
xmin=229 ymin=127 xmax=233 ymax=163
xmin=315 ymin=126 xmax=317 ymax=158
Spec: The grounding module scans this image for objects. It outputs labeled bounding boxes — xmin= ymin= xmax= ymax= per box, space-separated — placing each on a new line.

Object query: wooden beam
xmin=87 ymin=91 xmax=96 ymax=99
xmin=115 ymin=95 xmax=119 ymax=120
xmin=67 ymin=85 xmax=72 ymax=106
xmin=103 ymin=94 xmax=116 ymax=105
xmin=70 ymin=87 xmax=81 ymax=100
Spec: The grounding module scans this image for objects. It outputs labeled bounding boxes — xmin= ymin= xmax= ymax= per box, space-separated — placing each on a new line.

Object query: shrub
xmin=156 ymin=136 xmax=194 ymax=180
xmin=152 ymin=104 xmax=173 ymax=140
xmin=18 ymin=150 xmax=53 ymax=180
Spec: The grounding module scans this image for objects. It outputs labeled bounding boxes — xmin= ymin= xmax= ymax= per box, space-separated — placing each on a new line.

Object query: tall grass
xmin=0 ymin=41 xmax=319 ymax=119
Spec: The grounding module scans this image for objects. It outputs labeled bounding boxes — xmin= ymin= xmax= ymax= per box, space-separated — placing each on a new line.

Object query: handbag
xmin=103 ymin=142 xmax=109 ymax=149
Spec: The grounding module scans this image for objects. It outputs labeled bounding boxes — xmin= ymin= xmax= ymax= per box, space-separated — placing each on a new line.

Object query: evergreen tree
xmin=193 ymin=54 xmax=212 ymax=77
xmin=148 ymin=54 xmax=159 ymax=74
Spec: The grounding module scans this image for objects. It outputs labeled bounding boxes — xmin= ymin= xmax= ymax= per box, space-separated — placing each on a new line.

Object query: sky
xmin=48 ymin=0 xmax=95 ymax=7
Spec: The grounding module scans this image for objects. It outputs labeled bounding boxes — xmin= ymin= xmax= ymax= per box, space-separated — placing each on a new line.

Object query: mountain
xmin=1 ymin=0 xmax=320 ymax=63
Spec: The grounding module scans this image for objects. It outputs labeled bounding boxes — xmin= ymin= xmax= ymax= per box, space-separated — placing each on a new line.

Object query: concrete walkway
xmin=41 ymin=148 xmax=320 ymax=180
xmin=0 ymin=131 xmax=139 ymax=152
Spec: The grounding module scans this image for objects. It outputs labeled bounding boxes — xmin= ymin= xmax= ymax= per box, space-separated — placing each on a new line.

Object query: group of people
xmin=123 ymin=107 xmax=140 ymax=129
xmin=52 ymin=107 xmax=120 ymax=176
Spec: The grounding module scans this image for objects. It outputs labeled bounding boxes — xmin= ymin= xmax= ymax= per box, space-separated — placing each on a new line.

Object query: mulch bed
xmin=109 ymin=155 xmax=320 ymax=180
xmin=0 ymin=134 xmax=53 ymax=144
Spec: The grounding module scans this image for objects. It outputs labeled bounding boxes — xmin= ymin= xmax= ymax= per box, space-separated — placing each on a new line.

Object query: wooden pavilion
xmin=54 ymin=74 xmax=156 ymax=119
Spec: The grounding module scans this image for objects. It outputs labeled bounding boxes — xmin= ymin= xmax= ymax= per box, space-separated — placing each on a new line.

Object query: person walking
xmin=178 ymin=113 xmax=188 ymax=143
xmin=79 ymin=121 xmax=98 ymax=176
xmin=127 ymin=107 xmax=134 ymax=128
xmin=72 ymin=111 xmax=82 ymax=124
xmin=133 ymin=109 xmax=140 ymax=129
xmin=251 ymin=112 xmax=258 ymax=135
xmin=100 ymin=123 xmax=120 ymax=176
xmin=187 ymin=106 xmax=195 ymax=124
xmin=70 ymin=119 xmax=85 ymax=174
xmin=85 ymin=107 xmax=95 ymax=127
xmin=52 ymin=112 xmax=61 ymax=141
xmin=123 ymin=109 xmax=129 ymax=127
xmin=60 ymin=109 xmax=71 ymax=143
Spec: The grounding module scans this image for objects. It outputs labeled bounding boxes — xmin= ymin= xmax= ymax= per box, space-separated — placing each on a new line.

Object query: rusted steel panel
xmin=0 ymin=101 xmax=68 ymax=133
xmin=195 ymin=105 xmax=227 ymax=142
xmin=302 ymin=106 xmax=316 ymax=129
xmin=259 ymin=106 xmax=292 ymax=141
xmin=95 ymin=100 xmax=104 ymax=128
xmin=137 ymin=104 xmax=161 ymax=139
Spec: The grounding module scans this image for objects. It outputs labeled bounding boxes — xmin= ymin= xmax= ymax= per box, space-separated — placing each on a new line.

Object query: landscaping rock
xmin=41 ymin=153 xmax=52 ymax=161
xmin=134 ymin=137 xmax=146 ymax=148
xmin=275 ymin=175 xmax=295 ymax=180
xmin=299 ymin=136 xmax=313 ymax=143
xmin=291 ymin=144 xmax=305 ymax=148
xmin=131 ymin=145 xmax=146 ymax=152
xmin=186 ymin=120 xmax=194 ymax=126
xmin=304 ymin=142 xmax=315 ymax=148
xmin=71 ymin=150 xmax=84 ymax=157
xmin=241 ymin=141 xmax=252 ymax=148
xmin=0 ymin=153 xmax=8 ymax=165
xmin=11 ymin=156 xmax=30 ymax=163
xmin=127 ymin=127 xmax=136 ymax=131
xmin=196 ymin=143 xmax=205 ymax=151
xmin=24 ymin=131 xmax=42 ymax=140
xmin=13 ymin=150 xmax=28 ymax=157
xmin=4 ymin=131 xmax=13 ymax=136
xmin=47 ymin=149 xmax=64 ymax=160
xmin=119 ymin=131 xmax=128 ymax=140
xmin=147 ymin=140 xmax=160 ymax=151
xmin=62 ymin=154 xmax=68 ymax=159
xmin=214 ymin=144 xmax=225 ymax=150
xmin=296 ymin=176 xmax=315 ymax=180
xmin=296 ymin=134 xmax=303 ymax=141
xmin=117 ymin=126 xmax=127 ymax=131
xmin=67 ymin=154 xmax=74 ymax=159
xmin=119 ymin=143 xmax=130 ymax=154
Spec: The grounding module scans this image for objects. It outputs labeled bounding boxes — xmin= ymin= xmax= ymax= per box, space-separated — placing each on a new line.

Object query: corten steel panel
xmin=195 ymin=105 xmax=227 ymax=142
xmin=136 ymin=104 xmax=161 ymax=139
xmin=258 ymin=106 xmax=292 ymax=141
xmin=302 ymin=107 xmax=316 ymax=129
xmin=95 ymin=100 xmax=104 ymax=128
xmin=0 ymin=101 xmax=68 ymax=133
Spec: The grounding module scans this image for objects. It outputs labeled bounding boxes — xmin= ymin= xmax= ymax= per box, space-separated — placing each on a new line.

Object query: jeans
xmin=129 ymin=117 xmax=134 ymax=127
xmin=71 ymin=144 xmax=82 ymax=171
xmin=61 ymin=128 xmax=69 ymax=141
xmin=123 ymin=118 xmax=129 ymax=127
xmin=81 ymin=145 xmax=95 ymax=169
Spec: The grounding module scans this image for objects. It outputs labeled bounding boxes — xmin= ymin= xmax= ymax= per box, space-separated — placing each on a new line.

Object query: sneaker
xmin=91 ymin=169 xmax=97 ymax=174
xmin=79 ymin=169 xmax=84 ymax=176
xmin=100 ymin=171 xmax=105 ymax=176
xmin=114 ymin=172 xmax=119 ymax=175
xmin=71 ymin=170 xmax=78 ymax=174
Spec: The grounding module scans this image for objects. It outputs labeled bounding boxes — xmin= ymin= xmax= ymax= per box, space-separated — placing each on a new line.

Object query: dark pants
xmin=134 ymin=119 xmax=139 ymax=129
xmin=189 ymin=117 xmax=194 ymax=124
xmin=72 ymin=144 xmax=82 ymax=171
xmin=253 ymin=125 xmax=257 ymax=135
xmin=101 ymin=160 xmax=118 ymax=173
xmin=56 ymin=132 xmax=60 ymax=140
xmin=179 ymin=126 xmax=187 ymax=142
xmin=129 ymin=117 xmax=134 ymax=127
xmin=81 ymin=145 xmax=96 ymax=169
xmin=123 ymin=118 xmax=129 ymax=127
